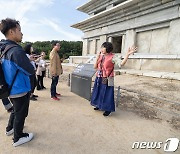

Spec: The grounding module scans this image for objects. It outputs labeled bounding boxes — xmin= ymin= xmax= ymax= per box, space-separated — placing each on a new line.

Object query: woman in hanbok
xmin=91 ymin=42 xmax=137 ymax=116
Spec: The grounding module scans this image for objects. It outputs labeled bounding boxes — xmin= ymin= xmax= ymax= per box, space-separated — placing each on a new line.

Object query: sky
xmin=0 ymin=0 xmax=89 ymax=42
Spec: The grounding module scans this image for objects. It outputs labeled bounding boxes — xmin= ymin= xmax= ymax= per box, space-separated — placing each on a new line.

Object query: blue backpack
xmin=0 ymin=44 xmax=18 ymax=99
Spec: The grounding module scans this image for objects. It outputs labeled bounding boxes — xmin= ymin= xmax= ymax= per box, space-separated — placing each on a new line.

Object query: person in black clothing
xmin=24 ymin=44 xmax=38 ymax=101
xmin=0 ymin=18 xmax=34 ymax=147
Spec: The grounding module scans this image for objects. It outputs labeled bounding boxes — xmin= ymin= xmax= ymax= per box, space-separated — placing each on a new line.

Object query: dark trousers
xmin=37 ymin=71 xmax=45 ymax=89
xmin=6 ymin=93 xmax=30 ymax=142
xmin=2 ymin=98 xmax=13 ymax=110
xmin=50 ymin=76 xmax=59 ymax=97
xmin=30 ymin=74 xmax=37 ymax=94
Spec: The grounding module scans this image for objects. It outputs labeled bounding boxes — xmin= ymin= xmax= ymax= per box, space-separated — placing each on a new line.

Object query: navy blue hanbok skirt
xmin=91 ymin=77 xmax=115 ymax=112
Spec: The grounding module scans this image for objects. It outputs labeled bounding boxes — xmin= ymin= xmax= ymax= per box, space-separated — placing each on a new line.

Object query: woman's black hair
xmin=0 ymin=18 xmax=20 ymax=36
xmin=101 ymin=42 xmax=113 ymax=53
xmin=24 ymin=44 xmax=32 ymax=55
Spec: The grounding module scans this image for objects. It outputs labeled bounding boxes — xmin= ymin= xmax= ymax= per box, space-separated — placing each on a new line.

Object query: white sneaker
xmin=6 ymin=129 xmax=14 ymax=136
xmin=13 ymin=133 xmax=34 ymax=147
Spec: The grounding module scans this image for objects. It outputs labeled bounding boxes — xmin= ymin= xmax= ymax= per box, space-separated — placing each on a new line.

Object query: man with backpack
xmin=0 ymin=18 xmax=35 ymax=147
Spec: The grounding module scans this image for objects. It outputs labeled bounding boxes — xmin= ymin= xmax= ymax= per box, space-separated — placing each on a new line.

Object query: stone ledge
xmin=115 ymin=69 xmax=180 ymax=81
xmin=126 ymin=54 xmax=179 ymax=59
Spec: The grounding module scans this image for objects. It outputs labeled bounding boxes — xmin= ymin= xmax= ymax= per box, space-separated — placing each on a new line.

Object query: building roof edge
xmin=71 ymin=0 xmax=135 ymax=29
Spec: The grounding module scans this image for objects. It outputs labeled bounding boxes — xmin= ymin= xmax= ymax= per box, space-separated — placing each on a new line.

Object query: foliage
xmin=21 ymin=40 xmax=83 ymax=59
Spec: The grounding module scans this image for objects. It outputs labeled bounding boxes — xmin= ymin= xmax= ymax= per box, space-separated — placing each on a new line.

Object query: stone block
xmin=150 ymin=27 xmax=169 ymax=54
xmin=135 ymin=6 xmax=179 ymax=28
xmin=157 ymin=55 xmax=178 ymax=59
xmin=140 ymin=59 xmax=180 ymax=73
xmin=126 ymin=69 xmax=144 ymax=76
xmin=168 ymin=19 xmax=180 ymax=54
xmin=136 ymin=21 xmax=170 ymax=33
xmin=89 ymin=40 xmax=96 ymax=54
xmin=177 ymin=55 xmax=180 ymax=59
xmin=123 ymin=29 xmax=136 ymax=54
xmin=162 ymin=0 xmax=174 ymax=4
xmin=82 ymin=39 xmax=88 ymax=56
xmin=136 ymin=30 xmax=151 ymax=53
xmin=143 ymin=71 xmax=168 ymax=78
xmin=123 ymin=59 xmax=141 ymax=70
xmin=162 ymin=72 xmax=180 ymax=80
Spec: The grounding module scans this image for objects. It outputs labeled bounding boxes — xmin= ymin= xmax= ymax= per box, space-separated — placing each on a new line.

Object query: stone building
xmin=71 ymin=0 xmax=180 ymax=75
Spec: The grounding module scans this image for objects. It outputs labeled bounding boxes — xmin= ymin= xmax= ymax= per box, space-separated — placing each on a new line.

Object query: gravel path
xmin=0 ymin=77 xmax=179 ymax=154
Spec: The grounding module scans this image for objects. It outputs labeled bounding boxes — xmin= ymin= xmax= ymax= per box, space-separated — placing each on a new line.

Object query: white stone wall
xmin=137 ymin=27 xmax=169 ymax=54
xmin=136 ymin=30 xmax=151 ymax=54
xmin=124 ymin=59 xmax=180 ymax=73
xmin=82 ymin=39 xmax=88 ymax=56
xmin=96 ymin=39 xmax=101 ymax=53
xmin=79 ymin=1 xmax=180 ymax=72
xmin=89 ymin=40 xmax=94 ymax=55
xmin=123 ymin=30 xmax=136 ymax=55
xmin=136 ymin=19 xmax=180 ymax=55
xmin=150 ymin=28 xmax=169 ymax=54
xmin=83 ymin=19 xmax=180 ymax=56
xmin=168 ymin=19 xmax=180 ymax=54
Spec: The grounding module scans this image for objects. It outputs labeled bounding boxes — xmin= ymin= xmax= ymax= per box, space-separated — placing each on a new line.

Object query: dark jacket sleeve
xmin=11 ymin=46 xmax=35 ymax=75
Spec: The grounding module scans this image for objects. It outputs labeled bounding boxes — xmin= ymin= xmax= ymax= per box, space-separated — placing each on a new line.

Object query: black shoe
xmin=36 ymin=87 xmax=41 ymax=90
xmin=94 ymin=107 xmax=99 ymax=110
xmin=30 ymin=97 xmax=37 ymax=101
xmin=32 ymin=94 xmax=38 ymax=98
xmin=42 ymin=86 xmax=46 ymax=89
xmin=103 ymin=111 xmax=111 ymax=116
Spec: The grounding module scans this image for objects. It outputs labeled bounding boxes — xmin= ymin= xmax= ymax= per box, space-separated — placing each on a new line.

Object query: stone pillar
xmin=121 ymin=35 xmax=126 ymax=54
xmin=122 ymin=29 xmax=136 ymax=55
xmin=100 ymin=35 xmax=107 ymax=47
xmin=82 ymin=39 xmax=88 ymax=56
xmin=95 ymin=39 xmax=101 ymax=54
xmin=168 ymin=19 xmax=180 ymax=54
xmin=107 ymin=36 xmax=112 ymax=42
xmin=90 ymin=40 xmax=96 ymax=55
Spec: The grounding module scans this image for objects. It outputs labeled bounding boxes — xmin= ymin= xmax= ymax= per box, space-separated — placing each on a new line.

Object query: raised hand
xmin=96 ymin=51 xmax=101 ymax=59
xmin=127 ymin=46 xmax=137 ymax=55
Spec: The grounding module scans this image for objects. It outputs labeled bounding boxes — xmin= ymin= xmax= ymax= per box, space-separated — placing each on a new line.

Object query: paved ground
xmin=0 ymin=77 xmax=179 ymax=154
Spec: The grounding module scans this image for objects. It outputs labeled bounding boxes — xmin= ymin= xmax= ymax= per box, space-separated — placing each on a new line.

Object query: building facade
xmin=72 ymin=0 xmax=180 ymax=73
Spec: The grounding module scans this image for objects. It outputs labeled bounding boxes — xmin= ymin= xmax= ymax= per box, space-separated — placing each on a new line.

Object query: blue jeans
xmin=50 ymin=76 xmax=59 ymax=97
xmin=2 ymin=98 xmax=13 ymax=111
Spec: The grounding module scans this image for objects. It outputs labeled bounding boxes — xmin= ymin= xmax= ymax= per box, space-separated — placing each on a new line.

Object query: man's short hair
xmin=52 ymin=41 xmax=60 ymax=47
xmin=0 ymin=18 xmax=20 ymax=36
xmin=101 ymin=42 xmax=113 ymax=53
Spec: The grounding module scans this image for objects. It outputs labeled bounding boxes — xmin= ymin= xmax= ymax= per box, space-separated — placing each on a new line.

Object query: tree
xmin=21 ymin=40 xmax=83 ymax=59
